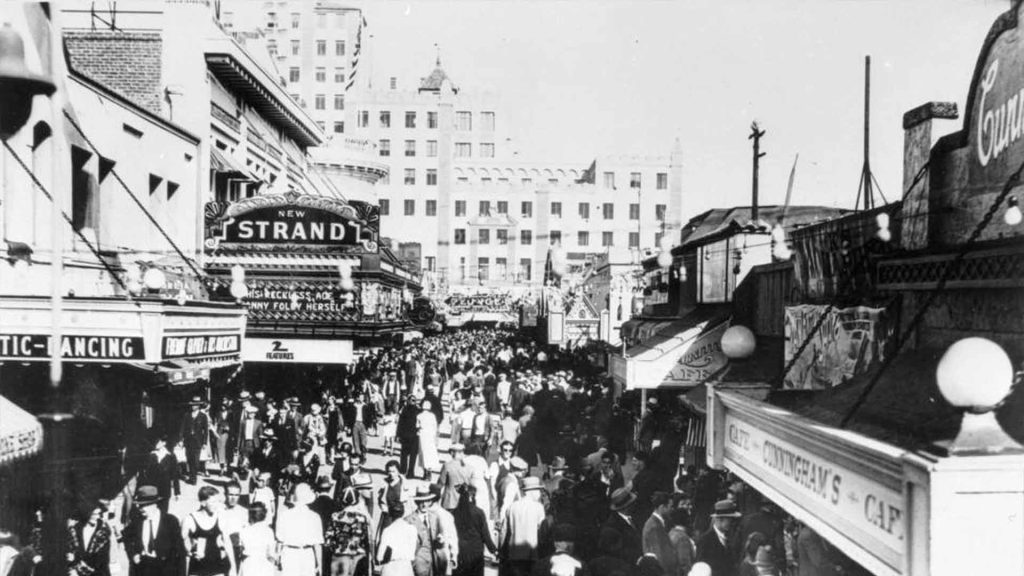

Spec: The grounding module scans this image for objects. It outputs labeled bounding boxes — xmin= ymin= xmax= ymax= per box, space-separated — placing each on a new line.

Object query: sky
xmin=358 ymin=0 xmax=1008 ymax=218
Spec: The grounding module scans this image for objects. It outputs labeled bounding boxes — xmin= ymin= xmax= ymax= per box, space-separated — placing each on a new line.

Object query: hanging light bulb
xmin=143 ymin=266 xmax=166 ymax=290
xmin=771 ymin=224 xmax=792 ymax=261
xmin=876 ymin=212 xmax=892 ymax=242
xmin=679 ymin=265 xmax=687 ymax=282
xmin=175 ymin=288 xmax=189 ymax=306
xmin=1005 ymin=196 xmax=1022 ymax=226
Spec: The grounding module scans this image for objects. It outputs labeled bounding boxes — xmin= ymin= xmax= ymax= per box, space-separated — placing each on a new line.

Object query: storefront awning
xmin=0 ymin=395 xmax=43 ymax=465
xmin=210 ymin=147 xmax=251 ymax=177
xmin=611 ymin=308 xmax=731 ymax=390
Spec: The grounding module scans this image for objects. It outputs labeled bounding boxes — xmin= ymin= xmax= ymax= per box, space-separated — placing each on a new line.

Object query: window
xmin=603 ymin=171 xmax=615 ymax=189
xmin=478 ymin=257 xmax=490 ymax=281
xmin=578 ymin=231 xmax=590 ymax=246
xmin=657 ymin=172 xmax=668 ymax=190
xmin=497 ymin=229 xmax=508 ymax=245
xmin=380 ymin=111 xmax=390 ymax=128
xmin=288 ymin=67 xmax=300 ymax=83
xmin=335 ymin=40 xmax=345 ymax=56
xmin=455 ymin=143 xmax=471 ymax=158
xmin=405 ymin=140 xmax=416 ymax=157
xmin=495 ymin=257 xmax=507 ymax=280
xmin=520 ymin=230 xmax=532 ymax=245
xmin=426 ymin=169 xmax=437 ymax=186
xmin=390 ymin=77 xmax=397 ymax=90
xmin=405 ymin=111 xmax=416 ymax=128
xmin=481 ymin=111 xmax=495 ymax=131
xmin=455 ymin=200 xmax=466 ymax=217
xmin=496 ymin=201 xmax=508 ymax=214
xmin=315 ymin=68 xmax=326 ymax=82
xmin=425 ymin=256 xmax=436 ymax=272
xmin=72 ymin=150 xmax=98 ymax=231
xmin=550 ymin=230 xmax=562 ymax=245
xmin=629 ymin=232 xmax=640 ymax=248
xmin=333 ymin=121 xmax=344 ymax=133
xmin=603 ymin=203 xmax=614 ymax=219
xmin=479 ymin=229 xmax=490 ymax=245
xmin=551 ymin=201 xmax=562 ymax=217
xmin=454 ymin=229 xmax=466 ymax=244
xmin=629 ymin=203 xmax=640 ymax=220
xmin=314 ymin=94 xmax=325 ymax=110
xmin=335 ymin=68 xmax=345 ymax=83
xmin=460 ymin=257 xmax=467 ymax=280
xmin=522 ymin=178 xmax=532 ymax=185
xmin=479 ymin=201 xmax=491 ymax=216
xmin=404 ymin=169 xmax=416 ymax=185
xmin=630 ymin=172 xmax=642 ymax=189
xmin=426 ymin=140 xmax=438 ymax=157
xmin=333 ymin=94 xmax=344 ymax=110
xmin=602 ymin=231 xmax=614 ymax=247
xmin=427 ymin=112 xmax=438 ymax=129
xmin=456 ymin=111 xmax=472 ymax=131
xmin=578 ymin=203 xmax=590 ymax=219
xmin=519 ymin=258 xmax=532 ymax=281
xmin=291 ymin=39 xmax=300 ymax=55
xmin=316 ymin=40 xmax=326 ymax=56
xmin=426 ymin=200 xmax=437 ymax=215
xmin=379 ymin=199 xmax=390 ymax=215
xmin=521 ymin=201 xmax=533 ymax=218
xmin=480 ymin=143 xmax=495 ymax=158
xmin=379 ymin=139 xmax=390 ymax=156
xmin=358 ymin=111 xmax=369 ymax=128
xmin=290 ymin=12 xmax=299 ymax=28
xmin=655 ymin=204 xmax=667 ymax=221
xmin=404 ymin=199 xmax=415 ymax=216
xmin=267 ymin=39 xmax=277 ymax=56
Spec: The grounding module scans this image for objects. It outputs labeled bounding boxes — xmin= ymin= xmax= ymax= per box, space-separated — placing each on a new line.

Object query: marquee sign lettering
xmin=0 ymin=334 xmax=145 ymax=361
xmin=205 ymin=192 xmax=379 ymax=252
xmin=163 ymin=334 xmax=241 ymax=359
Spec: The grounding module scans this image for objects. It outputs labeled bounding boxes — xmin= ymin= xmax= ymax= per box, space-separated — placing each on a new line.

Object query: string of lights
xmin=1 ymin=138 xmax=138 ymax=303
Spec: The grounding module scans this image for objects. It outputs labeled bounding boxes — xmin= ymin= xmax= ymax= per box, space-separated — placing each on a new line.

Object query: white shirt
xmin=377 ymin=518 xmax=418 ymax=563
xmin=219 ymin=505 xmax=249 ymax=543
xmin=83 ymin=522 xmax=97 ymax=550
xmin=354 ymin=402 xmax=365 ymax=423
xmin=276 ymin=504 xmax=324 ymax=547
xmin=142 ymin=511 xmax=161 ymax=553
xmin=244 ymin=417 xmax=255 ymax=439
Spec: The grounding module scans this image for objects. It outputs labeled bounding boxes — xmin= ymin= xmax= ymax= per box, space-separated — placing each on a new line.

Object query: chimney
xmin=901 ymin=102 xmax=957 ymax=250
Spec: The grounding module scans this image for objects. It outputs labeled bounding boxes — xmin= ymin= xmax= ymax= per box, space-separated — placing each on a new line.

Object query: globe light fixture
xmin=935 ymin=337 xmax=1022 ymax=454
xmin=339 ymin=276 xmax=356 ymax=292
xmin=1005 ymin=196 xmax=1022 ymax=226
xmin=143 ymin=267 xmax=166 ymax=291
xmin=876 ymin=212 xmax=892 ymax=242
xmin=721 ymin=325 xmax=756 ymax=360
xmin=657 ymin=250 xmax=672 ymax=269
xmin=229 ymin=280 xmax=249 ymax=300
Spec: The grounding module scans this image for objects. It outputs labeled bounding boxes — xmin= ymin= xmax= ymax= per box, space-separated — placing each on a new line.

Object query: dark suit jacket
xmin=178 ymin=411 xmax=209 ymax=448
xmin=696 ymin=527 xmax=738 ymax=576
xmin=141 ymin=452 xmax=181 ymax=499
xmin=599 ymin=512 xmax=641 ymax=565
xmin=235 ymin=417 xmax=263 ymax=450
xmin=68 ymin=521 xmax=113 ymax=576
xmin=397 ymin=404 xmax=420 ymax=441
xmin=124 ymin=512 xmax=186 ymax=576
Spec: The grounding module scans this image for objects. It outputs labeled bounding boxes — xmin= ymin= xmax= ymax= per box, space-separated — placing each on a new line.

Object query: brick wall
xmin=64 ymin=31 xmax=163 ymax=114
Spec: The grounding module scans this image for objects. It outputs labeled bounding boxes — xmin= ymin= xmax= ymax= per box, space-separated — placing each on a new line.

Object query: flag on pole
xmin=345 ymin=13 xmax=366 ymax=91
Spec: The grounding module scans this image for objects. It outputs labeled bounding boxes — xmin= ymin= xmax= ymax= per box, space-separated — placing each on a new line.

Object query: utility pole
xmin=749 ymin=122 xmax=766 ymax=222
xmin=856 ymin=55 xmax=876 ymax=211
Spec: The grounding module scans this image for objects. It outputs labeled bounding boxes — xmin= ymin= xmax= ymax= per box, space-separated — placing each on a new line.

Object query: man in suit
xmin=642 ymin=491 xmax=678 ymax=576
xmin=343 ymin=395 xmax=374 ymax=457
xmin=397 ymin=396 xmax=421 ymax=478
xmin=696 ymin=499 xmax=743 ymax=576
xmin=281 ymin=397 xmax=304 ymax=455
xmin=600 ymin=487 xmax=642 ymax=565
xmin=406 ymin=486 xmax=449 ymax=576
xmin=235 ymin=405 xmax=263 ymax=465
xmin=140 ymin=436 xmax=180 ymax=512
xmin=499 ymin=476 xmax=546 ymax=576
xmin=437 ymin=443 xmax=471 ymax=511
xmin=178 ymin=397 xmax=209 ymax=484
xmin=123 ymin=485 xmax=186 ymax=576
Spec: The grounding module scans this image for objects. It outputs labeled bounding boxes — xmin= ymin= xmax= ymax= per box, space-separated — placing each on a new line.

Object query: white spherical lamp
xmin=936 ymin=337 xmax=1014 ymax=411
xmin=657 ymin=250 xmax=673 ymax=269
xmin=339 ymin=276 xmax=356 ymax=292
xmin=721 ymin=325 xmax=756 ymax=360
xmin=230 ymin=281 xmax=249 ymax=300
xmin=143 ymin=267 xmax=166 ymax=291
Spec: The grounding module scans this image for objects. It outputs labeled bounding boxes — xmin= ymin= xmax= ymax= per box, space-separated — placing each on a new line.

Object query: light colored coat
xmin=642 ymin=512 xmax=678 ymax=576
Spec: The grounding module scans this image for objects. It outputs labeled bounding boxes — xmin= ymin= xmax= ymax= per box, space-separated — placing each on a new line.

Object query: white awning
xmin=0 ymin=395 xmax=43 ymax=465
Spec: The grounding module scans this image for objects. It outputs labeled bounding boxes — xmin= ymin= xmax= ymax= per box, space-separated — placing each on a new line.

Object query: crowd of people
xmin=20 ymin=327 xmax=866 ymax=576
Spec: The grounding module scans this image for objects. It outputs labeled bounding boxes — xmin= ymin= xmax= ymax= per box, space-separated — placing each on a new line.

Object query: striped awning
xmin=0 ymin=395 xmax=43 ymax=465
xmin=685 ymin=417 xmax=707 ymax=448
xmin=206 ymin=252 xmax=360 ymax=272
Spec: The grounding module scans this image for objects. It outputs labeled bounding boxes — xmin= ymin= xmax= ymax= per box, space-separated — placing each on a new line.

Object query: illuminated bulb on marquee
xmin=143 ymin=267 xmax=165 ymax=290
xmin=230 ymin=281 xmax=249 ymax=300
xmin=339 ymin=276 xmax=356 ymax=292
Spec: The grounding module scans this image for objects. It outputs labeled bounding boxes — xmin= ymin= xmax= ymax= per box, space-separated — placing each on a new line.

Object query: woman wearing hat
xmin=416 ymin=400 xmax=440 ymax=480
xmin=67 ymin=501 xmax=114 ymax=576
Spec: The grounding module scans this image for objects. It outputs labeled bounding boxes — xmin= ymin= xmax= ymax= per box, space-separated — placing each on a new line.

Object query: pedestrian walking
xmin=123 ymin=485 xmax=186 ymax=576
xmin=276 ymin=483 xmax=325 ymax=576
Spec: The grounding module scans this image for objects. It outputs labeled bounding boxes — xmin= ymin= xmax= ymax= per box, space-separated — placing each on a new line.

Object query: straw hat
xmin=134 ymin=485 xmax=163 ymax=506
xmin=609 ymin=487 xmax=638 ymax=511
xmin=521 ymin=477 xmax=544 ymax=492
xmin=711 ymin=499 xmax=742 ymax=518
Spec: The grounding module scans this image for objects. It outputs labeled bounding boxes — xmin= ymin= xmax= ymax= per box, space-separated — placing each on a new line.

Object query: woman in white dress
xmin=237 ymin=502 xmax=276 ymax=576
xmin=416 ymin=400 xmax=440 ymax=479
xmin=276 ymin=483 xmax=325 ymax=576
xmin=462 ymin=444 xmax=492 ymax=527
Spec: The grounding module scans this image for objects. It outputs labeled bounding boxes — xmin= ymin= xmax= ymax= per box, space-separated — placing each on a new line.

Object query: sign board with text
xmin=162 ymin=334 xmax=241 ymax=359
xmin=0 ymin=334 xmax=145 ymax=361
xmin=710 ymin=390 xmax=906 ymax=576
xmin=242 ymin=337 xmax=354 ymax=364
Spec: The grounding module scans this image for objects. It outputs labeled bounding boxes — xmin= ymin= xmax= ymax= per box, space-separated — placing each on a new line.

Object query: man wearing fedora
xmin=696 ymin=499 xmax=743 ymax=576
xmin=179 ymin=397 xmax=210 ymax=485
xmin=123 ymin=485 xmax=186 ymax=576
xmin=236 ymin=404 xmax=263 ymax=465
xmin=498 ymin=476 xmax=545 ymax=576
xmin=406 ymin=485 xmax=449 ymax=576
xmin=600 ymin=487 xmax=642 ymax=565
xmin=438 ymin=444 xmax=471 ymax=511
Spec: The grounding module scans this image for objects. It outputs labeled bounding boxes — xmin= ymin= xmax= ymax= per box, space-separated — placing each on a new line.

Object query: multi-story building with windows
xmin=344 ymin=61 xmax=683 ymax=293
